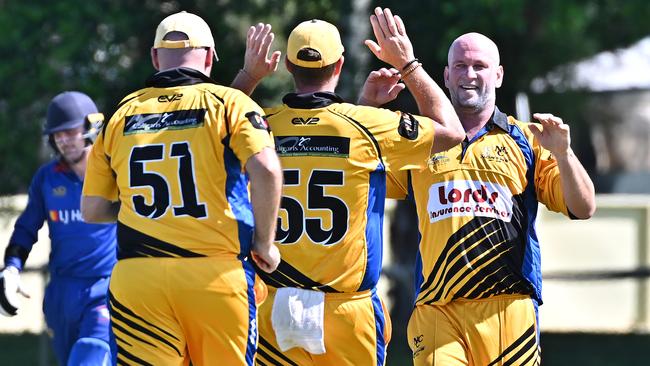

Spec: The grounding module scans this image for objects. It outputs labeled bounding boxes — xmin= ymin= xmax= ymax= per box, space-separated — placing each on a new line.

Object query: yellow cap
xmin=287 ymin=19 xmax=344 ymax=68
xmin=153 ymin=11 xmax=215 ymax=49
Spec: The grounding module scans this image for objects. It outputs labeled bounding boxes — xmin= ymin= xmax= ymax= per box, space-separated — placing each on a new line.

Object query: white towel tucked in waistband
xmin=271 ymin=287 xmax=326 ymax=354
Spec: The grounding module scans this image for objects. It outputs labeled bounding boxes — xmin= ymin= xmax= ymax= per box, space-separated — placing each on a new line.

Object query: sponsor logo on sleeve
xmin=427 ymin=180 xmax=513 ymax=223
xmin=245 ymin=111 xmax=269 ymax=130
xmin=398 ymin=112 xmax=419 ymax=140
xmin=124 ymin=109 xmax=205 ymax=135
xmin=274 ymin=135 xmax=350 ymax=157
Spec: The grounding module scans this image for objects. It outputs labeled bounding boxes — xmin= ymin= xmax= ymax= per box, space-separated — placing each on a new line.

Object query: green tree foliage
xmin=1 ymin=0 xmax=649 ymax=194
xmin=0 ymin=0 xmax=349 ymax=194
xmin=374 ymin=0 xmax=650 ymax=113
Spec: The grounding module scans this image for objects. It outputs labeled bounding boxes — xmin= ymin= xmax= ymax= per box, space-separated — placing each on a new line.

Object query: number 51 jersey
xmin=83 ymin=68 xmax=274 ymax=260
xmin=259 ymin=92 xmax=435 ymax=293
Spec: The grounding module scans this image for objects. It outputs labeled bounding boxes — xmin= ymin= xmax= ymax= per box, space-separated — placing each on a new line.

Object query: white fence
xmin=538 ymin=195 xmax=650 ymax=332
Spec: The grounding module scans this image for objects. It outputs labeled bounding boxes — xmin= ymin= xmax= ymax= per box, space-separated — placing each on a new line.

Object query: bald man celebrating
xmin=383 ymin=32 xmax=595 ymax=365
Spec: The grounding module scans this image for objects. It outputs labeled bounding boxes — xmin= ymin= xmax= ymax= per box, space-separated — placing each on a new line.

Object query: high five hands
xmin=242 ymin=23 xmax=282 ymax=83
xmin=365 ymin=7 xmax=415 ymax=70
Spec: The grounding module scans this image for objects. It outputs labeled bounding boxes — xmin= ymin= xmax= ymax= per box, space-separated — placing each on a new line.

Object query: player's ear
xmin=151 ymin=48 xmax=160 ymax=71
xmin=495 ymin=65 xmax=503 ymax=88
xmin=205 ymin=48 xmax=214 ymax=69
xmin=443 ymin=66 xmax=450 ymax=88
xmin=333 ymin=56 xmax=344 ymax=77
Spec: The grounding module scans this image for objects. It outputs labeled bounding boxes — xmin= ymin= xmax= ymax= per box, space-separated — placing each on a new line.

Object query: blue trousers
xmin=43 ymin=276 xmax=112 ymax=365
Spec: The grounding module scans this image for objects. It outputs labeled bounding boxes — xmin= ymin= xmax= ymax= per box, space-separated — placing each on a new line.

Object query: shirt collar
xmin=282 ymin=91 xmax=344 ymax=109
xmin=145 ymin=67 xmax=217 ymax=88
xmin=53 ymin=160 xmax=71 ymax=173
xmin=488 ymin=106 xmax=509 ymax=132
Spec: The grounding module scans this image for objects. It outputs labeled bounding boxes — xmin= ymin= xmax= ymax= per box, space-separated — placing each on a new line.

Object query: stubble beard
xmin=451 ymin=88 xmax=492 ymax=115
xmin=62 ymin=147 xmax=87 ymax=166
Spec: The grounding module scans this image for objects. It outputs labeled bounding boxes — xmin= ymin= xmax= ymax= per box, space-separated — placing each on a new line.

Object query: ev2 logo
xmin=157 ymin=94 xmax=183 ymax=103
xmin=291 ymin=117 xmax=319 ymax=125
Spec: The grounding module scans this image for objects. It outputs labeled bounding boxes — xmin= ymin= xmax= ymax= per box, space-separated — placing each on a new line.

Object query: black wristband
xmin=401 ymin=58 xmax=419 ymax=71
xmin=4 ymin=244 xmax=29 ymax=268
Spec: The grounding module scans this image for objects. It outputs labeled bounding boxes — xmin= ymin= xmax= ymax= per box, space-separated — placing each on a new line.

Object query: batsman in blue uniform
xmin=0 ymin=91 xmax=117 ymax=365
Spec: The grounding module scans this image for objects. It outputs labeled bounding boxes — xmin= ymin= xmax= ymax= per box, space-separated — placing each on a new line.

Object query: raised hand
xmin=243 ymin=23 xmax=282 ymax=82
xmin=364 ymin=7 xmax=415 ymax=70
xmin=529 ymin=113 xmax=571 ymax=156
xmin=357 ymin=68 xmax=405 ymax=107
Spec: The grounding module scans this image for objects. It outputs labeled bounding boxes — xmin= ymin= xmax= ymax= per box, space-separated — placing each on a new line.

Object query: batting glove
xmin=0 ymin=266 xmax=30 ymax=316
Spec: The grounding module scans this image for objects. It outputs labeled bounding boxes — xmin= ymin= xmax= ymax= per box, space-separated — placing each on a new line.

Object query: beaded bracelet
xmin=401 ymin=62 xmax=422 ymax=79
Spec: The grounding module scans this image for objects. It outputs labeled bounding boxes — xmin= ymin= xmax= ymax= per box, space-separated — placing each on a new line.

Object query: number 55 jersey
xmin=260 ymin=92 xmax=435 ymax=293
xmin=83 ymin=67 xmax=274 ymax=260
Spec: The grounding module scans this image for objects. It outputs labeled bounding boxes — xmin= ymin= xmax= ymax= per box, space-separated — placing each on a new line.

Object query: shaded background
xmin=3 ymin=0 xmax=649 ymax=193
xmin=2 ymin=0 xmax=650 ymax=364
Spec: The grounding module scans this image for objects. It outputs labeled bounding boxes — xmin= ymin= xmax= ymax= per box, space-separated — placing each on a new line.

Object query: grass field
xmin=2 ymin=332 xmax=650 ymax=365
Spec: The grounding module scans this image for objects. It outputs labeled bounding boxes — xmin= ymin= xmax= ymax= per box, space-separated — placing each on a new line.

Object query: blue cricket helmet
xmin=44 ymin=91 xmax=104 ymax=146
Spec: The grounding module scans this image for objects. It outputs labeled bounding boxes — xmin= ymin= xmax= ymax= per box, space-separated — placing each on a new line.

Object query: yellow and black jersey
xmin=83 ymin=67 xmax=274 ymax=260
xmin=396 ymin=108 xmax=571 ymax=306
xmin=258 ymin=92 xmax=435 ymax=293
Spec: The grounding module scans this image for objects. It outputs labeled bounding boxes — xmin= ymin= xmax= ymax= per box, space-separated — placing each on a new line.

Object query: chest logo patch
xmin=49 ymin=209 xmax=83 ymax=224
xmin=52 ymin=186 xmax=66 ymax=197
xmin=427 ymin=153 xmax=450 ymax=168
xmin=427 ymin=180 xmax=513 ymax=223
xmin=480 ymin=145 xmax=509 ymax=163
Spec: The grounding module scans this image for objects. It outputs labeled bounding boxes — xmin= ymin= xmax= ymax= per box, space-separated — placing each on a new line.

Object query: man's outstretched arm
xmin=529 ymin=113 xmax=596 ymax=219
xmin=364 ymin=7 xmax=464 ymax=153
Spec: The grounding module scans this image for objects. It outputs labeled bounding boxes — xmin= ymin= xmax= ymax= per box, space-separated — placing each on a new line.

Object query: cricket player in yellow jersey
xmin=231 ymin=7 xmax=464 ymax=366
xmin=372 ymin=33 xmax=596 ymax=365
xmin=81 ymin=11 xmax=283 ymax=366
